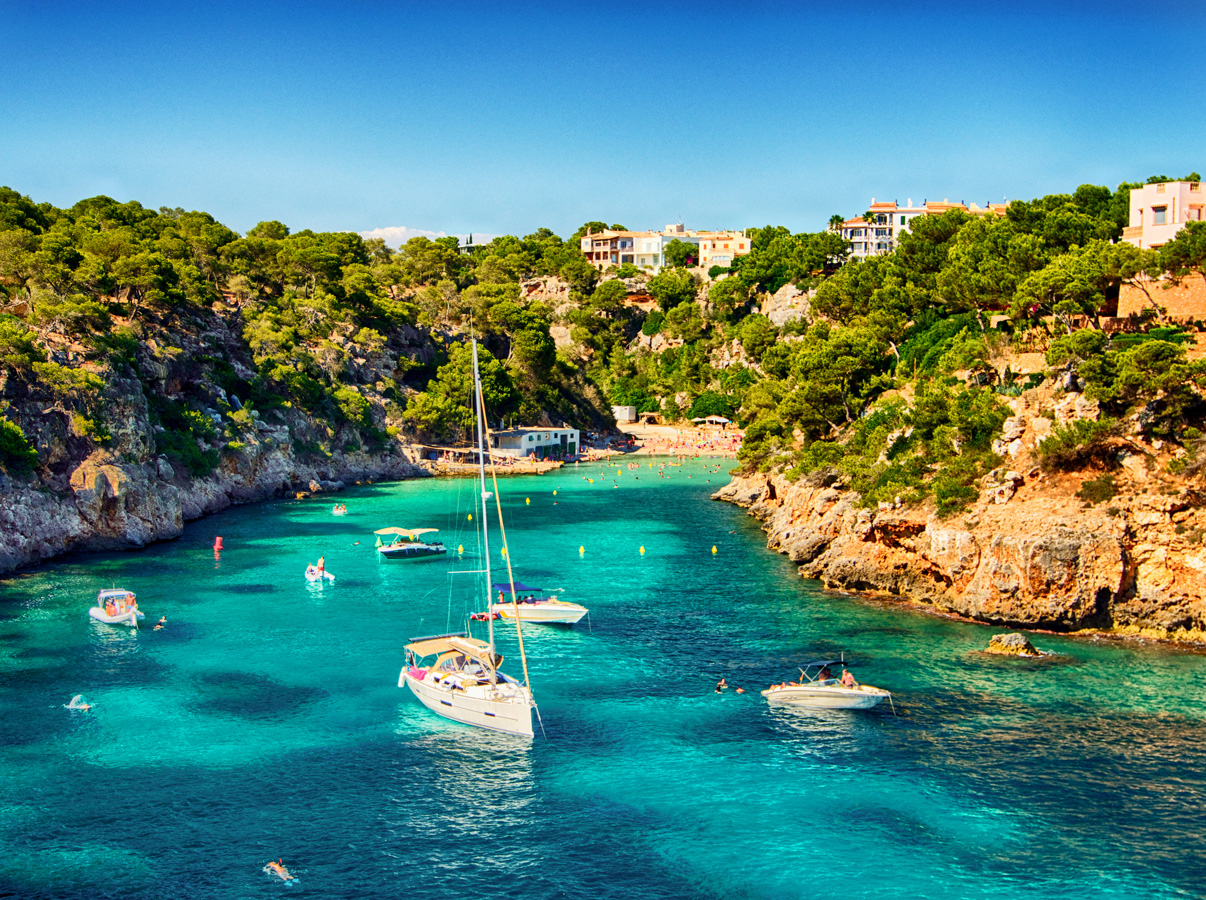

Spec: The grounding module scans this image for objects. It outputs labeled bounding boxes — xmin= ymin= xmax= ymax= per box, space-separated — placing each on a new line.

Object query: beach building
xmin=582 ymin=224 xmax=751 ymax=272
xmin=611 ymin=405 xmax=637 ymax=424
xmin=838 ymin=198 xmax=1009 ymax=260
xmin=489 ymin=427 xmax=580 ymax=460
xmin=1122 ymin=180 xmax=1205 ymax=250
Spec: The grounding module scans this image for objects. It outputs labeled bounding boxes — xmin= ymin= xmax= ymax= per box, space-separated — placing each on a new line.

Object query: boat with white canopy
xmin=398 ymin=339 xmax=537 ymax=736
xmin=490 ymin=581 xmax=588 ymax=625
xmin=88 ymin=588 xmax=144 ymax=628
xmin=762 ymin=659 xmax=892 ymax=710
xmin=376 ymin=527 xmax=447 ymax=560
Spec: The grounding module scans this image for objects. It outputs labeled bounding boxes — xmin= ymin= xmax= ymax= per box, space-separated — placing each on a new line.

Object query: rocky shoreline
xmin=713 ymin=469 xmax=1206 ymax=644
xmin=0 ymin=440 xmax=429 ymax=575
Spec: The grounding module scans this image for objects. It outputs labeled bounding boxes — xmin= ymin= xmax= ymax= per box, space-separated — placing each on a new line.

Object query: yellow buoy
xmin=579 ymin=545 xmax=585 ymax=555
xmin=457 ymin=544 xmax=464 ymax=554
xmin=640 ymin=545 xmax=645 ymax=555
xmin=501 ymin=547 xmax=507 ymax=557
xmin=589 ymin=478 xmax=594 ymax=484
xmin=525 ymin=497 xmax=530 ymax=505
xmin=553 ymin=490 xmax=557 ymax=496
xmin=468 ymin=513 xmax=472 ymax=521
xmin=712 ymin=545 xmax=718 ymax=555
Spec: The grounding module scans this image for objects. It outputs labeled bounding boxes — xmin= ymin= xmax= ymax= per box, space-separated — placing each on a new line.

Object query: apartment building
xmin=838 ymin=198 xmax=1008 ymax=260
xmin=582 ymin=224 xmax=751 ymax=272
xmin=1122 ymin=180 xmax=1205 ymax=250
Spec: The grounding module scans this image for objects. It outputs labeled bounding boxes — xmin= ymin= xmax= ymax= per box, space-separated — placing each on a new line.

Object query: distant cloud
xmin=358 ymin=225 xmax=502 ymax=249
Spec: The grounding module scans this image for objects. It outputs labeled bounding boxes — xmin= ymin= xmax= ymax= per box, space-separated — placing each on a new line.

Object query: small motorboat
xmin=88 ymin=589 xmax=145 ymax=628
xmin=490 ymin=581 xmax=588 ymax=625
xmin=762 ymin=659 xmax=891 ymax=710
xmin=375 ymin=527 xmax=447 ymax=560
xmin=305 ymin=565 xmax=335 ymax=583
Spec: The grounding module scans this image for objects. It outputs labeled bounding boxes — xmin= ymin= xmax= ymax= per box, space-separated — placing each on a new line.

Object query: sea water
xmin=1 ymin=459 xmax=1204 ymax=899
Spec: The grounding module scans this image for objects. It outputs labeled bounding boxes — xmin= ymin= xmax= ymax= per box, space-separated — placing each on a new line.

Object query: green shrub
xmin=0 ymin=418 xmax=38 ymax=473
xmin=1037 ymin=418 xmax=1118 ymax=471
xmin=1077 ymin=474 xmax=1116 ymax=505
xmin=641 ymin=309 xmax=664 ymax=336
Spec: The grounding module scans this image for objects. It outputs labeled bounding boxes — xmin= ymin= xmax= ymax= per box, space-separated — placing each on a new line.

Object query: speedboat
xmin=490 ymin=581 xmax=588 ymax=625
xmin=400 ymin=632 xmax=535 ymax=736
xmin=375 ymin=527 xmax=447 ymax=560
xmin=88 ymin=588 xmax=145 ymax=627
xmin=762 ymin=659 xmax=891 ymax=710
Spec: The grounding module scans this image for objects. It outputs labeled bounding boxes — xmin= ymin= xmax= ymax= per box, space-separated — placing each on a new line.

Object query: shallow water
xmin=1 ymin=459 xmax=1204 ymax=899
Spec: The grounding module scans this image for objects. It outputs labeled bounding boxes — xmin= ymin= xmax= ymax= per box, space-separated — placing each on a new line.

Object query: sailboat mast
xmin=470 ymin=339 xmax=496 ymax=652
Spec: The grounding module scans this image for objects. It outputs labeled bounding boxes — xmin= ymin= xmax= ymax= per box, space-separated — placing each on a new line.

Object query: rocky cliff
xmin=715 ymin=397 xmax=1206 ymax=641
xmin=0 ymin=298 xmax=436 ymax=574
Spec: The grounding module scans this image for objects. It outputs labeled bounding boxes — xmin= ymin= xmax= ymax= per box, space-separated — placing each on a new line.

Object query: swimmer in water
xmin=154 ymin=616 xmax=166 ymax=630
xmin=64 ymin=694 xmax=92 ymax=710
xmin=264 ymin=859 xmax=295 ymax=882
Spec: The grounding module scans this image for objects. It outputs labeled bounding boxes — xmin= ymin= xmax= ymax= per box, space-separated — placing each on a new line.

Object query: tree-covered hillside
xmin=3 ymin=178 xmax=1206 ymax=515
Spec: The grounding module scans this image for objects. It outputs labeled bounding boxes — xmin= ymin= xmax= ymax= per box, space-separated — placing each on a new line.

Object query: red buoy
xmin=213 ymin=536 xmax=224 ymax=551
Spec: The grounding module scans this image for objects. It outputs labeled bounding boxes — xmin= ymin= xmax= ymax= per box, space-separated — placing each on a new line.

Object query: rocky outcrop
xmin=986 ymin=633 xmax=1042 ymax=656
xmin=714 ymin=469 xmax=1206 ymax=639
xmin=0 ymin=442 xmax=428 ymax=573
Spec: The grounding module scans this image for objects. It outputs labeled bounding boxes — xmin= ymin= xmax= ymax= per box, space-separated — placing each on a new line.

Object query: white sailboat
xmin=398 ymin=339 xmax=537 ymax=737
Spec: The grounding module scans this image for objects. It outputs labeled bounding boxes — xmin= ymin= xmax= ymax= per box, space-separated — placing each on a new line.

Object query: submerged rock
xmin=985 ymin=633 xmax=1042 ymax=656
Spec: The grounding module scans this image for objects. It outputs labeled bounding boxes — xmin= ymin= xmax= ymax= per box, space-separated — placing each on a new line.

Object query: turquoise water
xmin=2 ymin=458 xmax=1205 ymax=899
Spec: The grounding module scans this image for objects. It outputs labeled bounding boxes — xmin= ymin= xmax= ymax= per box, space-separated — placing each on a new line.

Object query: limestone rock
xmin=986 ymin=633 xmax=1041 ymax=656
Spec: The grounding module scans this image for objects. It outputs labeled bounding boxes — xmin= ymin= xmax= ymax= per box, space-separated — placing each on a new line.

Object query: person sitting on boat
xmin=840 ymin=667 xmax=858 ymax=688
xmin=819 ymin=666 xmax=832 ymax=682
xmin=105 ymin=599 xmax=117 ymax=617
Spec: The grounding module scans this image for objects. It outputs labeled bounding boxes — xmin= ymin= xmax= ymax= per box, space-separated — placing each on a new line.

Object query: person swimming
xmin=64 ymin=694 xmax=92 ymax=710
xmin=264 ymin=859 xmax=296 ymax=883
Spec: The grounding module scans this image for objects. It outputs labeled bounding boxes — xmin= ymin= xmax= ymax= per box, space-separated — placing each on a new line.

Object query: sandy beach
xmin=623 ymin=422 xmax=743 ymax=458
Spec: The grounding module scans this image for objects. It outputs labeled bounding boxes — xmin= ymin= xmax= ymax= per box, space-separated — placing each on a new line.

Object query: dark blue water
xmin=2 ymin=459 xmax=1204 ymax=899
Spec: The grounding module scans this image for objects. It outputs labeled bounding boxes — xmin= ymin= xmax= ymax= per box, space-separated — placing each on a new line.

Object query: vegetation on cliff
xmin=3 ymin=175 xmax=1206 ymax=524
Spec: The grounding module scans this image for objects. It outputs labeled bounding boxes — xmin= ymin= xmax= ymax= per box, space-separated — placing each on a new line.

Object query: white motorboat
xmin=88 ymin=588 xmax=145 ymax=628
xmin=490 ymin=581 xmax=588 ymax=625
xmin=398 ymin=339 xmax=537 ymax=737
xmin=305 ymin=565 xmax=335 ymax=582
xmin=762 ymin=659 xmax=891 ymax=710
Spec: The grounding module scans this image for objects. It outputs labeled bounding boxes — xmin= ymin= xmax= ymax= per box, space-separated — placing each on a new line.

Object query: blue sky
xmin=1 ymin=1 xmax=1202 ymax=242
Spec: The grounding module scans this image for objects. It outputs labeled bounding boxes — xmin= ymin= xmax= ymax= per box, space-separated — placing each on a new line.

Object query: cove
xmin=1 ymin=459 xmax=1204 ymax=899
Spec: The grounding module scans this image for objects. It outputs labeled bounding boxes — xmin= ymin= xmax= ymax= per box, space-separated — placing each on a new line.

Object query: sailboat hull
xmin=400 ymin=668 xmax=534 ymax=737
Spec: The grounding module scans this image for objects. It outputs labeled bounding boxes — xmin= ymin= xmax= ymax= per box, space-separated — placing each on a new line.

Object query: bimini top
xmin=375 ymin=527 xmax=439 ymax=539
xmin=804 ymin=659 xmax=853 ymax=668
xmin=405 ymin=633 xmax=502 ymax=670
xmin=492 ymin=581 xmax=542 ymax=594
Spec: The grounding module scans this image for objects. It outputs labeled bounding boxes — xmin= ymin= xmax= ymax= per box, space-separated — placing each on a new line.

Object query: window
xmin=1157 ymin=183 xmax=1166 ymax=193
xmin=1192 ymin=182 xmax=1201 ymax=192
xmin=1153 ymin=206 xmax=1167 ymax=225
xmin=900 ymin=215 xmax=907 ymax=224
